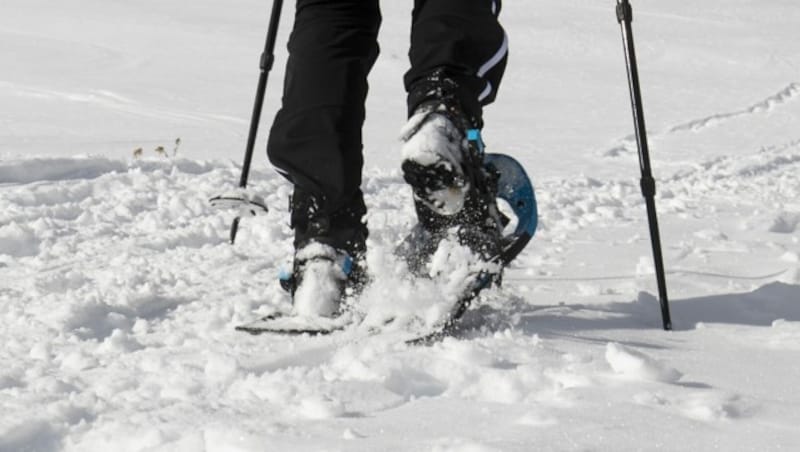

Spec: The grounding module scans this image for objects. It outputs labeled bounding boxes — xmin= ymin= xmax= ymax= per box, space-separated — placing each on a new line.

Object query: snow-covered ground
xmin=2 ymin=0 xmax=799 ymax=450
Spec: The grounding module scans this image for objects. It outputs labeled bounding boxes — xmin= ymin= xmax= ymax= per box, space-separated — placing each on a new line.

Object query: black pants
xmin=268 ymin=0 xmax=507 ymax=219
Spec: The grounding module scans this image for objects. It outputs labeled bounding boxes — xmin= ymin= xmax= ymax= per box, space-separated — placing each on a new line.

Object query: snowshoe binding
xmin=397 ymin=75 xmax=538 ymax=329
xmin=236 ymin=191 xmax=368 ymax=335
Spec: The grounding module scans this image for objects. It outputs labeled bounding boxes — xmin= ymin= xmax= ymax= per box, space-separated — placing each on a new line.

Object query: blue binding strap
xmin=467 ymin=129 xmax=485 ymax=155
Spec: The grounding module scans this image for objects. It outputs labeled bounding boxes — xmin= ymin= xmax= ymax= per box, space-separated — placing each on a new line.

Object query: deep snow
xmin=2 ymin=0 xmax=800 ymax=451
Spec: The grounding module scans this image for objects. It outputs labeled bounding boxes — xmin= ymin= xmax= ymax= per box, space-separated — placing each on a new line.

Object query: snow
xmin=605 ymin=342 xmax=683 ymax=383
xmin=292 ymin=243 xmax=349 ymax=318
xmin=2 ymin=0 xmax=800 ymax=450
xmin=401 ymin=110 xmax=470 ymax=215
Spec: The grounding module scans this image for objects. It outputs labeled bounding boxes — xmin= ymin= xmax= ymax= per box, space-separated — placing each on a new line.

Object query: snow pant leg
xmin=405 ymin=0 xmax=507 ymax=127
xmin=267 ymin=0 xmax=381 ymax=216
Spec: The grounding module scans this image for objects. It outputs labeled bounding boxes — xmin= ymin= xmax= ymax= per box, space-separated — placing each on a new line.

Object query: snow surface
xmin=2 ymin=0 xmax=800 ymax=450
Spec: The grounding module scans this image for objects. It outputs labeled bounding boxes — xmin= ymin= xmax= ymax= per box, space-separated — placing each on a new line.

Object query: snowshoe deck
xmin=235 ymin=312 xmax=352 ymax=336
xmin=485 ymin=153 xmax=537 ymax=264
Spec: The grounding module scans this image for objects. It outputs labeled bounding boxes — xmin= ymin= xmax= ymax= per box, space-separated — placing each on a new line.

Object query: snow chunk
xmin=297 ymin=396 xmax=345 ymax=420
xmin=342 ymin=428 xmax=366 ymax=440
xmin=635 ymin=391 xmax=744 ymax=422
xmin=635 ymin=256 xmax=655 ymax=277
xmin=400 ymin=110 xmax=463 ymax=168
xmin=204 ymin=353 xmax=240 ymax=383
xmin=29 ymin=342 xmax=52 ymax=362
xmin=680 ymin=394 xmax=741 ymax=422
xmin=428 ymin=237 xmax=501 ymax=301
xmin=0 ymin=223 xmax=40 ymax=257
xmin=292 ymin=243 xmax=347 ymax=318
xmin=768 ymin=319 xmax=800 ymax=350
xmin=475 ymin=373 xmax=527 ymax=404
xmin=59 ymin=350 xmax=99 ymax=372
xmin=605 ymin=343 xmax=682 ymax=383
xmin=97 ymin=329 xmax=143 ymax=354
xmin=441 ymin=341 xmax=498 ymax=368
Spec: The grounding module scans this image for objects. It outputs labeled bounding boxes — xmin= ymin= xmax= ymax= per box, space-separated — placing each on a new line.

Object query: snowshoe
xmin=236 ymin=242 xmax=362 ymax=336
xmin=398 ymin=92 xmax=538 ymax=328
xmin=236 ymin=190 xmax=368 ymax=336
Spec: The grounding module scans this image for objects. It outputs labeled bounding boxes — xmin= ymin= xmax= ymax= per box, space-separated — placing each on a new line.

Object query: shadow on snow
xmin=468 ymin=282 xmax=800 ymax=337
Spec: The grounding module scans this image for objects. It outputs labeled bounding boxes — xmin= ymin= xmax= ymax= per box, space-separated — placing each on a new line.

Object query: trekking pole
xmin=228 ymin=0 xmax=284 ymax=244
xmin=615 ymin=0 xmax=673 ymax=330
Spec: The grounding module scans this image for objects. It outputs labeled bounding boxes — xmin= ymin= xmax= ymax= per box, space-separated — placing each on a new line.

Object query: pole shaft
xmin=616 ymin=0 xmax=672 ymax=330
xmin=230 ymin=0 xmax=284 ymax=243
xmin=238 ymin=0 xmax=283 ymax=189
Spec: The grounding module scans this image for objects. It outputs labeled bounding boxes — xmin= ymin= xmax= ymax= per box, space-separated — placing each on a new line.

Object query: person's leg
xmin=399 ymin=0 xmax=508 ymax=272
xmin=267 ymin=0 xmax=381 ymax=316
xmin=268 ymin=0 xmax=381 ymax=256
xmin=405 ymin=0 xmax=507 ymax=127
